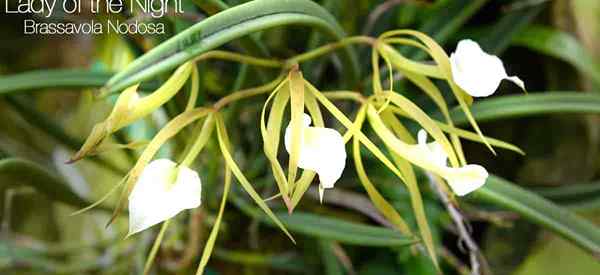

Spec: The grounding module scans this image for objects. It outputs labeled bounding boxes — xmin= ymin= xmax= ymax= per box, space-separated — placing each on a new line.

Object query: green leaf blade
xmin=472 ymin=175 xmax=600 ymax=256
xmin=449 ymin=92 xmax=600 ymax=125
xmin=273 ymin=212 xmax=416 ymax=247
xmin=106 ymin=0 xmax=358 ymax=93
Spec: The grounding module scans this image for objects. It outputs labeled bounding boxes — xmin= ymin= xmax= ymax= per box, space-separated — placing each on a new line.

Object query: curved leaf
xmin=449 ymin=92 xmax=600 ymax=125
xmin=0 ymin=70 xmax=157 ymax=95
xmin=512 ymin=25 xmax=600 ymax=87
xmin=106 ymin=0 xmax=358 ymax=93
xmin=193 ymin=0 xmax=270 ymax=57
xmin=406 ymin=0 xmax=489 ymax=59
xmin=0 ymin=158 xmax=90 ymax=209
xmin=273 ymin=212 xmax=416 ymax=247
xmin=478 ymin=4 xmax=544 ymax=54
xmin=0 ymin=70 xmax=111 ymax=95
xmin=471 ymin=175 xmax=600 ymax=256
xmin=532 ymin=181 xmax=600 ymax=211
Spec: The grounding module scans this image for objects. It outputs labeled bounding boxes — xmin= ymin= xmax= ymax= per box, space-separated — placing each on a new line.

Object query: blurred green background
xmin=1 ymin=0 xmax=599 ymax=274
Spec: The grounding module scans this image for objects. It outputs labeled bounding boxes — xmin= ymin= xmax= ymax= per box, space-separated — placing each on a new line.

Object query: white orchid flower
xmin=284 ymin=113 xmax=346 ymax=200
xmin=450 ymin=39 xmax=525 ymax=97
xmin=128 ymin=158 xmax=201 ymax=236
xmin=417 ymin=130 xmax=488 ymax=196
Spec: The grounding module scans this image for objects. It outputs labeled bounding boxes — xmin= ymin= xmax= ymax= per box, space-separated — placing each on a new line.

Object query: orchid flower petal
xmin=416 ymin=130 xmax=488 ymax=196
xmin=284 ymin=113 xmax=346 ymax=189
xmin=445 ymin=164 xmax=489 ymax=196
xmin=128 ymin=158 xmax=201 ymax=236
xmin=417 ymin=130 xmax=447 ymax=167
xmin=450 ymin=39 xmax=524 ymax=97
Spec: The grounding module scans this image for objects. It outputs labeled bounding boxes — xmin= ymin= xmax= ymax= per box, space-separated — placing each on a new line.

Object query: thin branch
xmin=427 ymin=173 xmax=491 ymax=275
xmin=305 ymin=186 xmax=394 ymax=228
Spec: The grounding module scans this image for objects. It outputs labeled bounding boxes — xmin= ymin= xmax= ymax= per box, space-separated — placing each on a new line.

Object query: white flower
xmin=128 ymin=159 xmax=201 ymax=236
xmin=284 ymin=113 xmax=346 ymax=191
xmin=450 ymin=39 xmax=525 ymax=97
xmin=417 ymin=130 xmax=488 ymax=196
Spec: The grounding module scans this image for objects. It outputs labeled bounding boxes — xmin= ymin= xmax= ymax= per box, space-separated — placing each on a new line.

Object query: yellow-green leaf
xmin=195 ymin=163 xmax=232 ymax=275
xmin=215 ymin=114 xmax=295 ymax=243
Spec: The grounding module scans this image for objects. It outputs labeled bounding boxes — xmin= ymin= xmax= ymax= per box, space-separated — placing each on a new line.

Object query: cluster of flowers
xmin=72 ymin=38 xmax=524 ymax=237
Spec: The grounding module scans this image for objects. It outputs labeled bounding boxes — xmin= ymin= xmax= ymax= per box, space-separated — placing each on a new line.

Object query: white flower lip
xmin=284 ymin=113 xmax=346 ymax=189
xmin=450 ymin=39 xmax=525 ymax=97
xmin=417 ymin=130 xmax=488 ymax=196
xmin=128 ymin=158 xmax=201 ymax=236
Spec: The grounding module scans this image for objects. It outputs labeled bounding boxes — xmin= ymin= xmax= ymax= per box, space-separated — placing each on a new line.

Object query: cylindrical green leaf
xmin=472 ymin=175 xmax=600 ymax=256
xmin=106 ymin=0 xmax=358 ymax=93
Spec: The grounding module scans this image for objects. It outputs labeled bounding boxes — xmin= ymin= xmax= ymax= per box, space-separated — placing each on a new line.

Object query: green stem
xmin=143 ymin=220 xmax=171 ymax=275
xmin=286 ymin=36 xmax=374 ymax=65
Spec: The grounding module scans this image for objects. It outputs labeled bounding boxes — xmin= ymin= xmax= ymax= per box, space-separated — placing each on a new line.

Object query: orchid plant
xmin=69 ymin=25 xmax=528 ymax=274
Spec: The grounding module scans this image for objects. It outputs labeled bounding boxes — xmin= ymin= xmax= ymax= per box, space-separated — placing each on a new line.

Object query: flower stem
xmin=285 ymin=36 xmax=375 ymax=65
xmin=213 ymin=73 xmax=287 ymax=110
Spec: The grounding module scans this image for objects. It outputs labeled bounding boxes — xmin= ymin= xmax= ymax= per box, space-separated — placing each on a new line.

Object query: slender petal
xmin=284 ymin=113 xmax=346 ymax=189
xmin=417 ymin=130 xmax=488 ymax=196
xmin=128 ymin=159 xmax=201 ymax=236
xmin=450 ymin=39 xmax=525 ymax=97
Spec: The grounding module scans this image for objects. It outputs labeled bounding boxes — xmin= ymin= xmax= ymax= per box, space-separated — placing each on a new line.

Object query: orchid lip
xmin=284 ymin=113 xmax=347 ymax=191
xmin=417 ymin=129 xmax=489 ymax=196
xmin=450 ymin=39 xmax=525 ymax=97
xmin=127 ymin=158 xmax=202 ymax=236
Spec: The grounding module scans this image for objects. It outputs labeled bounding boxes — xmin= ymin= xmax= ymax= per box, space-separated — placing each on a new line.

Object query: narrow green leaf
xmin=478 ymin=4 xmax=544 ymax=54
xmin=0 ymin=70 xmax=157 ymax=95
xmin=531 ymin=181 xmax=600 ymax=211
xmin=232 ymin=192 xmax=414 ymax=247
xmin=106 ymin=0 xmax=358 ymax=93
xmin=267 ymin=212 xmax=415 ymax=247
xmin=533 ymin=181 xmax=600 ymax=201
xmin=0 ymin=70 xmax=110 ymax=95
xmin=511 ymin=25 xmax=600 ymax=87
xmin=406 ymin=0 xmax=489 ymax=59
xmin=0 ymin=158 xmax=90 ymax=209
xmin=195 ymin=164 xmax=232 ymax=275
xmin=143 ymin=220 xmax=171 ymax=275
xmin=192 ymin=0 xmax=271 ymax=58
xmin=449 ymin=92 xmax=600 ymax=125
xmin=471 ymin=175 xmax=600 ymax=256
